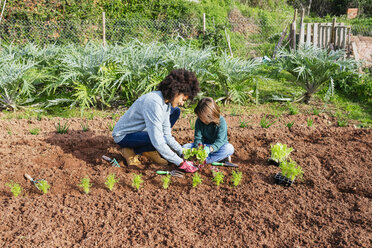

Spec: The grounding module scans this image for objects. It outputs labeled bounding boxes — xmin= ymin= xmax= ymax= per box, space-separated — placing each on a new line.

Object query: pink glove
xmin=179 ymin=161 xmax=198 ymax=173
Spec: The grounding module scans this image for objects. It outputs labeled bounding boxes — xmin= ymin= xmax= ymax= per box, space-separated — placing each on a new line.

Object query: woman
xmin=112 ymin=69 xmax=200 ymax=173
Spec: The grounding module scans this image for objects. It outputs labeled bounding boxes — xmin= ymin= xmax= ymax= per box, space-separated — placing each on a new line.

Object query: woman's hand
xmin=179 ymin=161 xmax=198 ymax=173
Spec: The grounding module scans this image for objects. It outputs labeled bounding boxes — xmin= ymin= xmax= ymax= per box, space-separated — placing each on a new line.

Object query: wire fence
xmin=0 ymin=18 xmax=369 ymax=56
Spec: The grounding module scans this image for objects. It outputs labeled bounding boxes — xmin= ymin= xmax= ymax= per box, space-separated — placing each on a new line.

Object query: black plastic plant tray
xmin=268 ymin=158 xmax=280 ymax=166
xmin=274 ymin=172 xmax=294 ymax=187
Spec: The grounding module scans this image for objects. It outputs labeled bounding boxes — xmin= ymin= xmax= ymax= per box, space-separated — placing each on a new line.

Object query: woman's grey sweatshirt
xmin=112 ymin=91 xmax=183 ymax=165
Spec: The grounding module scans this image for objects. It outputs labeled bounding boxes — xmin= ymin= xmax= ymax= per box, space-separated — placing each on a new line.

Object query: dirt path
xmin=0 ymin=113 xmax=371 ymax=247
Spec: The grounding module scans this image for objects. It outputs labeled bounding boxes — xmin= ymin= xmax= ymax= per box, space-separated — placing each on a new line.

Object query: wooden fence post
xmin=306 ymin=23 xmax=311 ymax=46
xmin=298 ymin=8 xmax=305 ymax=48
xmin=330 ymin=17 xmax=336 ymax=49
xmin=203 ymin=13 xmax=206 ymax=35
xmin=272 ymin=25 xmax=288 ymax=58
xmin=313 ymin=23 xmax=318 ymax=47
xmin=102 ymin=12 xmax=106 ymax=47
xmin=289 ymin=9 xmax=297 ymax=50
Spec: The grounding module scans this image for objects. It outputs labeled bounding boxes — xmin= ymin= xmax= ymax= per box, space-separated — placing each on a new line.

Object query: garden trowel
xmin=211 ymin=162 xmax=239 ymax=167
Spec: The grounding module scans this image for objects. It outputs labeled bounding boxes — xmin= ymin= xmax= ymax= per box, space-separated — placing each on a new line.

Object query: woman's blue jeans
xmin=182 ymin=143 xmax=235 ymax=164
xmin=116 ymin=107 xmax=180 ymax=154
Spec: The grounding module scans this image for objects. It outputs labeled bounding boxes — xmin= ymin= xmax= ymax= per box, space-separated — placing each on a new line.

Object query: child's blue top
xmin=193 ymin=116 xmax=228 ymax=152
xmin=112 ymin=91 xmax=183 ymax=165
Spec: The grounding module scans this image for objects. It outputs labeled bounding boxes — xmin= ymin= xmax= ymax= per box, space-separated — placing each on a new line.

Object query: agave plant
xmin=275 ymin=45 xmax=359 ymax=103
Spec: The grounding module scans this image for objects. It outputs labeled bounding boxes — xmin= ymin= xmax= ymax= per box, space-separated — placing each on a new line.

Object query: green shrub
xmin=6 ymin=181 xmax=22 ymax=197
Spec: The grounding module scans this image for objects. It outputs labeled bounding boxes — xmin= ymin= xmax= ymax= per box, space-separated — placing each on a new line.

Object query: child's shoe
xmin=142 ymin=151 xmax=168 ymax=166
xmin=119 ymin=148 xmax=141 ymax=166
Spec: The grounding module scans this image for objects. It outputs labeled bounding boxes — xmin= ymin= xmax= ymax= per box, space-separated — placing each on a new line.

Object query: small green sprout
xmin=270 ymin=143 xmax=293 ymax=163
xmin=307 ymin=118 xmax=314 ymax=127
xmin=231 ymin=170 xmax=243 ymax=187
xmin=192 ymin=172 xmax=202 ymax=188
xmin=55 ymin=121 xmax=69 ymax=134
xmin=108 ymin=122 xmax=115 ymax=131
xmin=189 ymin=117 xmax=195 ymax=130
xmin=260 ymin=116 xmax=276 ymax=128
xmin=36 ymin=180 xmax=51 ymax=194
xmin=81 ymin=121 xmax=89 ymax=132
xmin=279 ymin=159 xmax=304 ymax=181
xmin=337 ymin=119 xmax=348 ymax=127
xmin=105 ymin=173 xmax=119 ymax=191
xmin=313 ymin=108 xmax=320 ymax=115
xmin=212 ymin=171 xmax=224 ymax=186
xmin=6 ymin=181 xmax=22 ymax=197
xmin=162 ymin=174 xmax=171 ymax=189
xmin=288 ymin=104 xmax=299 ymax=115
xmin=78 ymin=176 xmax=92 ymax=194
xmin=36 ymin=112 xmax=43 ymax=121
xmin=239 ymin=119 xmax=249 ymax=128
xmin=132 ymin=174 xmax=143 ymax=191
xmin=286 ymin=121 xmax=294 ymax=129
xmin=29 ymin=128 xmax=40 ymax=135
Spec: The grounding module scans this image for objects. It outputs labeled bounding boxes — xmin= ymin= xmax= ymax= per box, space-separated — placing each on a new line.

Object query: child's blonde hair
xmin=194 ymin=97 xmax=220 ymax=125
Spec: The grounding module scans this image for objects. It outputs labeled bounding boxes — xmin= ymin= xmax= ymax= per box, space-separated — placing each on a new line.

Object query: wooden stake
xmin=203 ymin=13 xmax=206 ymax=35
xmin=273 ymin=25 xmax=288 ymax=58
xmin=103 ymin=12 xmax=106 ymax=47
xmin=225 ymin=29 xmax=233 ymax=57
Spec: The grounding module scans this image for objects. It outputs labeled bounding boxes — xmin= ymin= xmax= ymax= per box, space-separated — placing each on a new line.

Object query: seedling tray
xmin=268 ymin=158 xmax=280 ymax=166
xmin=274 ymin=172 xmax=294 ymax=187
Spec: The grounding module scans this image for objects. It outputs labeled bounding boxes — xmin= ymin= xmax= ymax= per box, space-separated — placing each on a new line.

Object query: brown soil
xmin=0 ymin=112 xmax=371 ymax=247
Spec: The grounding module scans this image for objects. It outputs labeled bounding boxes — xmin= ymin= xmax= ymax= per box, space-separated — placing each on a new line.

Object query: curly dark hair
xmin=158 ymin=69 xmax=200 ymax=101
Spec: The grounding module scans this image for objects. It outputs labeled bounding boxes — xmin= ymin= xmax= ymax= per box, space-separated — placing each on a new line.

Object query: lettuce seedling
xmin=231 ymin=170 xmax=243 ymax=187
xmin=279 ymin=160 xmax=304 ymax=181
xmin=36 ymin=180 xmax=51 ymax=194
xmin=212 ymin=171 xmax=224 ymax=186
xmin=6 ymin=181 xmax=22 ymax=197
xmin=192 ymin=172 xmax=202 ymax=188
xmin=183 ymin=146 xmax=208 ymax=167
xmin=270 ymin=143 xmax=293 ymax=163
xmin=78 ymin=176 xmax=92 ymax=194
xmin=105 ymin=173 xmax=119 ymax=191
xmin=162 ymin=175 xmax=171 ymax=189
xmin=132 ymin=174 xmax=143 ymax=191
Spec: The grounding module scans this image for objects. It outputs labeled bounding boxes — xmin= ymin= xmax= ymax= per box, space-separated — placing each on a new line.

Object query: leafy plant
xmin=337 ymin=119 xmax=348 ymax=127
xmin=212 ymin=171 xmax=224 ymax=186
xmin=231 ymin=170 xmax=242 ymax=187
xmin=286 ymin=121 xmax=294 ymax=129
xmin=162 ymin=174 xmax=171 ymax=189
xmin=189 ymin=117 xmax=195 ymax=130
xmin=275 ymin=46 xmax=359 ymax=103
xmin=270 ymin=143 xmax=293 ymax=163
xmin=36 ymin=180 xmax=51 ymax=194
xmin=132 ymin=173 xmax=143 ymax=191
xmin=29 ymin=127 xmax=40 ymax=135
xmin=307 ymin=118 xmax=314 ymax=127
xmin=6 ymin=181 xmax=22 ymax=197
xmin=313 ymin=108 xmax=320 ymax=115
xmin=55 ymin=121 xmax=69 ymax=134
xmin=108 ymin=122 xmax=115 ymax=131
xmin=260 ymin=115 xmax=276 ymax=128
xmin=78 ymin=176 xmax=92 ymax=194
xmin=192 ymin=172 xmax=202 ymax=188
xmin=279 ymin=160 xmax=304 ymax=181
xmin=105 ymin=173 xmax=119 ymax=191
xmin=182 ymin=146 xmax=208 ymax=166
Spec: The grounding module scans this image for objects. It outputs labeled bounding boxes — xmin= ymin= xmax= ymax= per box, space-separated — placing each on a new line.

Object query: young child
xmin=183 ymin=97 xmax=234 ymax=164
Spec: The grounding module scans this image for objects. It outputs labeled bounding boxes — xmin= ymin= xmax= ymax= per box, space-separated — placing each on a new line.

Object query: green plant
xmin=108 ymin=122 xmax=115 ymax=132
xmin=307 ymin=118 xmax=314 ymax=127
xmin=337 ymin=119 xmax=348 ymax=127
xmin=239 ymin=119 xmax=249 ymax=128
xmin=270 ymin=143 xmax=293 ymax=163
xmin=231 ymin=170 xmax=242 ymax=187
xmin=182 ymin=146 xmax=208 ymax=165
xmin=313 ymin=108 xmax=320 ymax=115
xmin=279 ymin=159 xmax=304 ymax=181
xmin=189 ymin=117 xmax=195 ymax=130
xmin=36 ymin=180 xmax=51 ymax=194
xmin=132 ymin=174 xmax=143 ymax=191
xmin=81 ymin=121 xmax=89 ymax=132
xmin=212 ymin=171 xmax=224 ymax=186
xmin=29 ymin=127 xmax=40 ymax=135
xmin=260 ymin=116 xmax=276 ymax=128
xmin=36 ymin=112 xmax=43 ymax=121
xmin=288 ymin=104 xmax=299 ymax=115
xmin=286 ymin=121 xmax=294 ymax=129
xmin=162 ymin=174 xmax=171 ymax=189
xmin=192 ymin=172 xmax=202 ymax=188
xmin=55 ymin=121 xmax=70 ymax=134
xmin=105 ymin=173 xmax=119 ymax=191
xmin=78 ymin=176 xmax=92 ymax=194
xmin=6 ymin=181 xmax=22 ymax=197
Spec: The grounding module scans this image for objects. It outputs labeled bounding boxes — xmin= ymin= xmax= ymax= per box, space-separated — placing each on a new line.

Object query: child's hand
xmin=204 ymin=145 xmax=212 ymax=155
